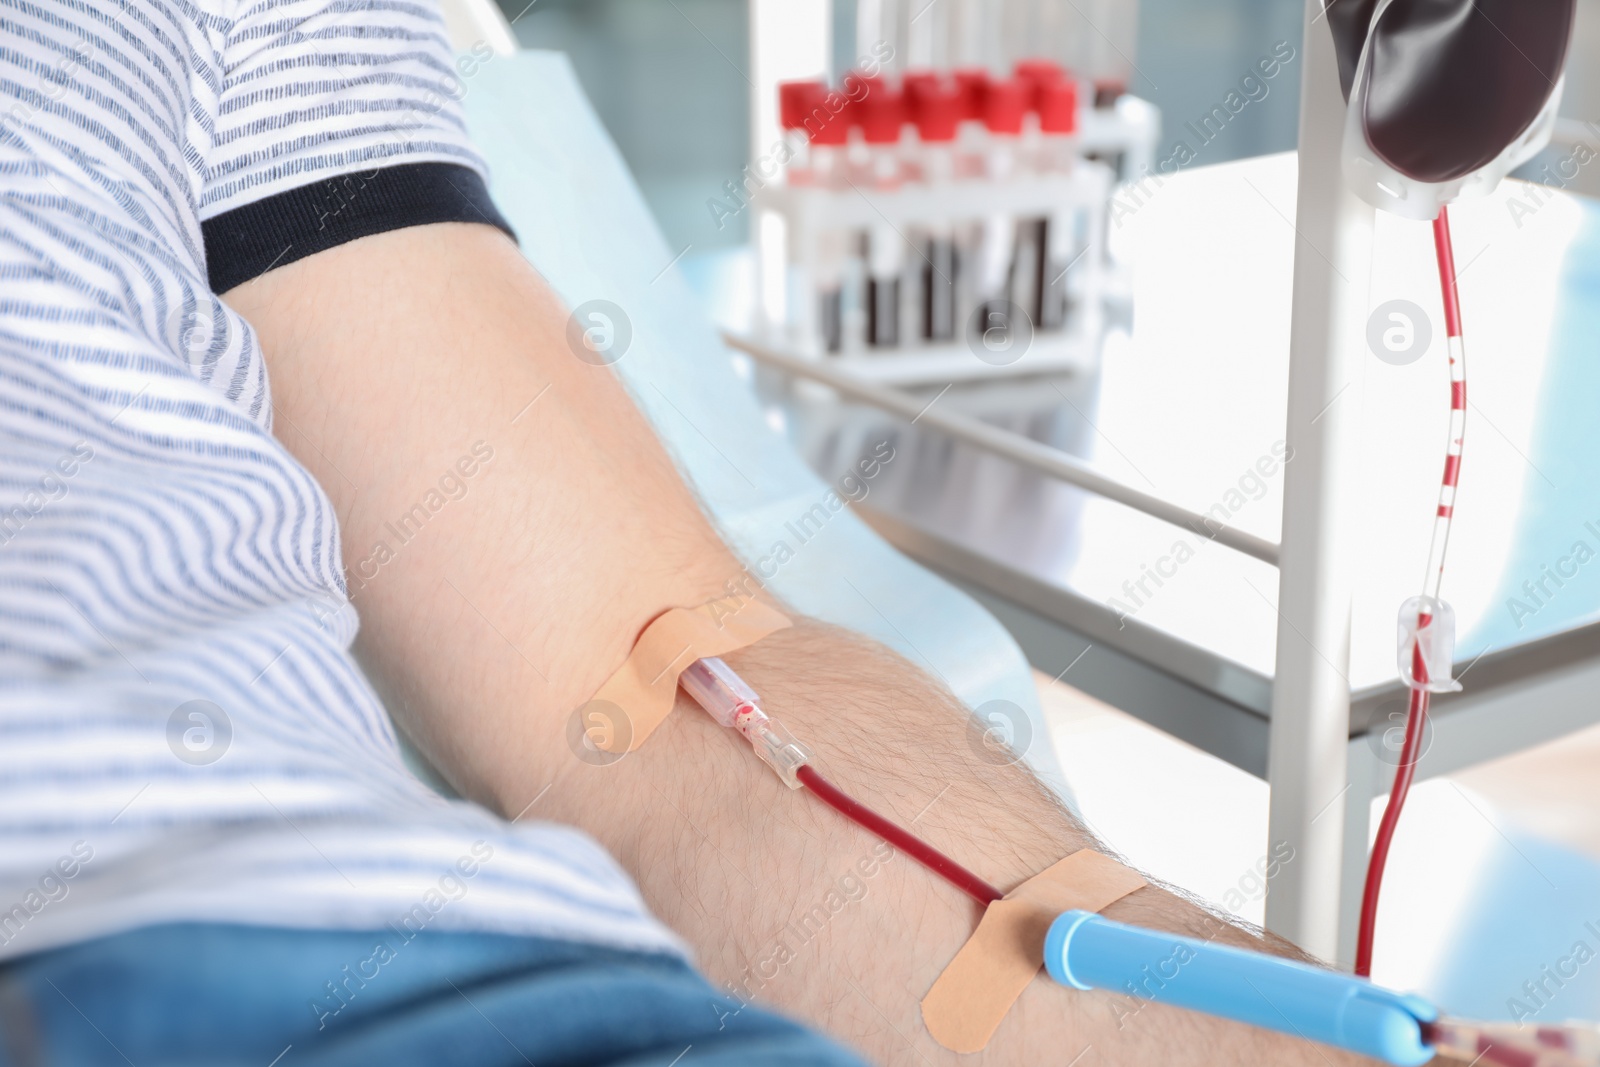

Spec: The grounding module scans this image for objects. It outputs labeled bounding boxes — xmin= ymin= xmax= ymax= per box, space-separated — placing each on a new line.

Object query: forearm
xmin=228 ymin=223 xmax=1375 ymax=1065
xmin=582 ymin=617 xmax=1370 ymax=1065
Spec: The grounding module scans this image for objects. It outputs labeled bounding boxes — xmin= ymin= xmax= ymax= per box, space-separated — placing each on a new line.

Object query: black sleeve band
xmin=201 ymin=162 xmax=517 ymax=293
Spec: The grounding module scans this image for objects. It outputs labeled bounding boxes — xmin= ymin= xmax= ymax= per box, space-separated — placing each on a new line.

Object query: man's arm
xmin=225 ymin=221 xmax=1375 ymax=1065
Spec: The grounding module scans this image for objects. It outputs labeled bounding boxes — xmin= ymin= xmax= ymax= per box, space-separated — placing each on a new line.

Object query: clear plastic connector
xmin=680 ymin=656 xmax=813 ymax=788
xmin=1396 ymin=596 xmax=1463 ymax=694
xmin=745 ymin=717 xmax=813 ymax=790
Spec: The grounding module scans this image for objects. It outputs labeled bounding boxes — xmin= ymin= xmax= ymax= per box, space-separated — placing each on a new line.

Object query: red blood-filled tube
xmin=680 ymin=658 xmax=1004 ymax=908
xmin=1355 ymin=656 xmax=1430 ymax=977
xmin=1355 ymin=206 xmax=1467 ymax=978
xmin=797 ymin=764 xmax=1004 ymax=907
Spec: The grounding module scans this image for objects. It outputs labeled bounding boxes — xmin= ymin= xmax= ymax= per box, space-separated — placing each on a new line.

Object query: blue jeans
xmin=0 ymin=924 xmax=867 ymax=1066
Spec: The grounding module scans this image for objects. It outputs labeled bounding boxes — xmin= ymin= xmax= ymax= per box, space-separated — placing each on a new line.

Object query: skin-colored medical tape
xmin=921 ymin=849 xmax=1148 ymax=1053
xmin=587 ymin=598 xmax=792 ymax=753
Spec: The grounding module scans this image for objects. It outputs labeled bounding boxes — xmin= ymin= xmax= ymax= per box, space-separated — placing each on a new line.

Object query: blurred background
xmin=498 ymin=0 xmax=1600 ymax=255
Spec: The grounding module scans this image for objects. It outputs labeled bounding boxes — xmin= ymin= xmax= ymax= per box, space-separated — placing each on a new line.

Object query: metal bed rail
xmin=721 ymin=331 xmax=1282 ymax=567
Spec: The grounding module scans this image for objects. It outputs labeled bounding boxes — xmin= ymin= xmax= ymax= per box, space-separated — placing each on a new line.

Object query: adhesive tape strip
xmin=921 ymin=850 xmax=1147 ymax=1053
xmin=588 ymin=598 xmax=791 ymax=753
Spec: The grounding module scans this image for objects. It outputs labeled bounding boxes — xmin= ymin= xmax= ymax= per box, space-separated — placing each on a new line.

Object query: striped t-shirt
xmin=0 ymin=0 xmax=683 ymax=963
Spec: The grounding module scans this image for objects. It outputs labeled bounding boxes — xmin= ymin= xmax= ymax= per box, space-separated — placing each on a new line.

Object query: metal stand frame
xmin=1264 ymin=0 xmax=1374 ymax=965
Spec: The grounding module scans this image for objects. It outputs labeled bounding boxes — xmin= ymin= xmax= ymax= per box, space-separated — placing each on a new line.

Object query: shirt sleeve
xmin=200 ymin=0 xmax=513 ymax=293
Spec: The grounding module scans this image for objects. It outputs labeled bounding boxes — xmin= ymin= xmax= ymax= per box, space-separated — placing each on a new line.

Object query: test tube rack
xmin=752 ymin=160 xmax=1117 ymax=384
xmin=746 ymin=69 xmax=1158 ymax=386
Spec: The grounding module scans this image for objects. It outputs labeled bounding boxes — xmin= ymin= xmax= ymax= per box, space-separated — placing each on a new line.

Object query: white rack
xmin=752 ymin=161 xmax=1113 ymax=382
xmin=1076 ymin=93 xmax=1161 ymax=181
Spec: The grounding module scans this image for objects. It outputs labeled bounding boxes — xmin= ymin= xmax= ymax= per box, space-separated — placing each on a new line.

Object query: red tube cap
xmin=792 ymin=84 xmax=848 ymax=145
xmin=778 ymin=79 xmax=824 ymax=129
xmin=859 ymin=87 xmax=905 ymax=145
xmin=1014 ymin=58 xmax=1069 ymax=111
xmin=953 ymin=67 xmax=990 ymax=122
xmin=1038 ymin=79 xmax=1079 ymax=133
xmin=903 ymin=70 xmax=940 ymax=98
xmin=910 ymin=79 xmax=961 ymax=142
xmin=807 ymin=98 xmax=849 ymax=145
xmin=1014 ymin=58 xmax=1064 ymax=91
xmin=841 ymin=72 xmax=885 ymax=127
xmin=984 ymin=78 xmax=1028 ymax=135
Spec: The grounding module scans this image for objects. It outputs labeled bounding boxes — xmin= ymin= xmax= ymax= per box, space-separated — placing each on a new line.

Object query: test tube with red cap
xmin=844 ymin=72 xmax=885 ymax=185
xmin=778 ymin=80 xmax=822 ymax=184
xmin=806 ymin=82 xmax=851 ymax=354
xmin=774 ymin=80 xmax=822 ymax=350
xmin=952 ymin=67 xmax=991 ymax=180
xmin=858 ymin=84 xmax=906 ymax=348
xmin=902 ymin=71 xmax=941 ymax=106
xmin=1035 ymin=76 xmax=1080 ymax=172
xmin=909 ymin=75 xmax=962 ymax=342
xmin=972 ymin=77 xmax=1028 ymax=339
xmin=1036 ymin=77 xmax=1081 ymax=332
xmin=800 ymin=81 xmax=849 ymax=188
xmin=1014 ymin=57 xmax=1065 ymax=143
xmin=1002 ymin=59 xmax=1064 ymax=327
xmin=1007 ymin=61 xmax=1056 ymax=329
